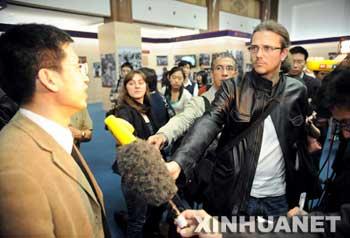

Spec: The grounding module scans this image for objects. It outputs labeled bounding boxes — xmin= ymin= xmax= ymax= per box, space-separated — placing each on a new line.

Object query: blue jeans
xmin=121 ymin=182 xmax=147 ymax=238
xmin=245 ymin=195 xmax=288 ymax=218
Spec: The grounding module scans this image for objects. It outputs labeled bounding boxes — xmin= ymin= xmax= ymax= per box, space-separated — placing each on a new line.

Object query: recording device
xmin=307 ymin=111 xmax=321 ymax=138
xmin=105 ymin=115 xmax=188 ymax=228
xmin=299 ymin=192 xmax=306 ymax=211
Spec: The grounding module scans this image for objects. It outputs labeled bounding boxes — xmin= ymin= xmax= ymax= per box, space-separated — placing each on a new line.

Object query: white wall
xmin=142 ymin=36 xmax=250 ymax=75
xmin=132 ymin=0 xmax=207 ymax=30
xmin=279 ymin=0 xmax=350 ymax=41
xmin=9 ymin=0 xmax=110 ymax=16
xmin=299 ymin=42 xmax=339 ymax=59
xmin=219 ymin=11 xmax=260 ymax=33
xmin=72 ymin=38 xmax=102 ymax=104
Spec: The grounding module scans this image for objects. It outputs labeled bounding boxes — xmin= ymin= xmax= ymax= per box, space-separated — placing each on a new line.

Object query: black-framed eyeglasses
xmin=248 ymin=45 xmax=282 ymax=54
xmin=333 ymin=118 xmax=350 ymax=131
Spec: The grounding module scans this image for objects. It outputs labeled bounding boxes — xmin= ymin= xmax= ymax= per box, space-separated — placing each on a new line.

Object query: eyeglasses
xmin=333 ymin=118 xmax=350 ymax=131
xmin=214 ymin=65 xmax=235 ymax=72
xmin=248 ymin=45 xmax=282 ymax=55
xmin=292 ymin=60 xmax=305 ymax=66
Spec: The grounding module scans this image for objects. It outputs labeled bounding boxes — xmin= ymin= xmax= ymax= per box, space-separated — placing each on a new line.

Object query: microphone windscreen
xmin=118 ymin=139 xmax=178 ymax=206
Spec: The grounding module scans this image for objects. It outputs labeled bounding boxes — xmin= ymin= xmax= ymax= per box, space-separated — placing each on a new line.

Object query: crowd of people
xmin=0 ymin=20 xmax=350 ymax=238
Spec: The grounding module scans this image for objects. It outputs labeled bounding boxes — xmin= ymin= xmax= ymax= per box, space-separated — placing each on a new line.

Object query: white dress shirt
xmin=20 ymin=108 xmax=74 ymax=154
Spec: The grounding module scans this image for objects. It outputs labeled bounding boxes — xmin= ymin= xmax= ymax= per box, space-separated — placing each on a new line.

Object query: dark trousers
xmin=121 ymin=182 xmax=147 ymax=238
xmin=245 ymin=194 xmax=288 ymax=218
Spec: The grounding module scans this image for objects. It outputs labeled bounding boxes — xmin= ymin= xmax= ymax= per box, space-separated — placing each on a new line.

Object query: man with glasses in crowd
xmin=166 ymin=20 xmax=316 ymax=218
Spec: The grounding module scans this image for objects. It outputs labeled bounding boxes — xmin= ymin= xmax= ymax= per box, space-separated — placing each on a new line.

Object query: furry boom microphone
xmin=105 ymin=115 xmax=188 ymax=228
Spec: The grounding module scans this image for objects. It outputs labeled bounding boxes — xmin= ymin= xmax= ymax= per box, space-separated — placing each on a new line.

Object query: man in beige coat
xmin=0 ymin=24 xmax=109 ymax=237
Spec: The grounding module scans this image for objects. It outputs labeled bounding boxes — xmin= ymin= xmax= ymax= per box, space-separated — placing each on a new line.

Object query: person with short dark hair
xmin=178 ymin=60 xmax=198 ymax=96
xmin=289 ymin=46 xmax=321 ymax=102
xmin=110 ymin=61 xmax=134 ymax=103
xmin=0 ymin=24 xmax=109 ymax=237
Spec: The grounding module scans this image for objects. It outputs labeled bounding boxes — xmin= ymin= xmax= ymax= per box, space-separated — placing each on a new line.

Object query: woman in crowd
xmin=195 ymin=70 xmax=209 ymax=95
xmin=113 ymin=70 xmax=160 ymax=238
xmin=162 ymin=66 xmax=192 ymax=114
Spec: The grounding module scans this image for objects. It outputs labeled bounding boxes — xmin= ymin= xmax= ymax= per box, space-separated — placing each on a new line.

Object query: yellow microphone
xmin=104 ymin=115 xmax=136 ymax=145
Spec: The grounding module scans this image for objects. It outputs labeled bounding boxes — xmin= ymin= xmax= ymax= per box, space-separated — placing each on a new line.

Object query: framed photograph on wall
xmin=93 ymin=62 xmax=101 ymax=78
xmin=199 ymin=53 xmax=210 ymax=66
xmin=174 ymin=54 xmax=197 ymax=67
xmin=101 ymin=53 xmax=116 ymax=88
xmin=156 ymin=56 xmax=168 ymax=66
xmin=78 ymin=56 xmax=88 ymax=76
xmin=117 ymin=47 xmax=142 ymax=70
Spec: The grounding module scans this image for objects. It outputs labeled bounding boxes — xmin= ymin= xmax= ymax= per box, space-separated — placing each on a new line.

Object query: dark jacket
xmin=111 ymin=103 xmax=160 ymax=174
xmin=149 ymin=91 xmax=171 ymax=128
xmin=221 ymin=139 xmax=350 ymax=238
xmin=0 ymin=88 xmax=18 ymax=130
xmin=300 ymin=74 xmax=321 ymax=102
xmin=114 ymin=104 xmax=159 ymax=140
xmin=172 ymin=71 xmax=315 ymax=217
xmin=322 ymin=137 xmax=350 ymax=213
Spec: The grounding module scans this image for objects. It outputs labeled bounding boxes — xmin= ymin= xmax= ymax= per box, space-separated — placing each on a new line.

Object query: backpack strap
xmin=161 ymin=94 xmax=176 ymax=118
xmin=218 ymin=98 xmax=280 ymax=156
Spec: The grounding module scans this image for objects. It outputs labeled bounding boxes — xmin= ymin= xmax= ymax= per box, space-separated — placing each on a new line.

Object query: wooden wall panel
xmin=177 ymin=0 xmax=207 ymax=7
xmin=220 ymin=0 xmax=260 ymax=19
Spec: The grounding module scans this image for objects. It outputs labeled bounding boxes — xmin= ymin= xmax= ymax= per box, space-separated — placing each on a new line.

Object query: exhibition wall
xmin=70 ymin=33 xmax=341 ymax=106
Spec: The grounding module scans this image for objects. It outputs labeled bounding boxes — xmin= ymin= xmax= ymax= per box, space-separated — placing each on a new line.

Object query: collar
xmin=19 ymin=108 xmax=73 ymax=154
xmin=184 ymin=79 xmax=193 ymax=87
xmin=288 ymin=72 xmax=304 ymax=81
xmin=250 ymin=71 xmax=285 ymax=97
xmin=202 ymin=85 xmax=217 ymax=102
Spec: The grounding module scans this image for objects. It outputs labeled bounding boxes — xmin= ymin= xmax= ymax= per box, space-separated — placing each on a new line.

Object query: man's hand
xmin=176 ymin=209 xmax=222 ymax=238
xmin=307 ymin=136 xmax=322 ymax=154
xmin=287 ymin=206 xmax=308 ymax=217
xmin=165 ymin=161 xmax=181 ymax=180
xmin=68 ymin=126 xmax=82 ymax=140
xmin=147 ymin=133 xmax=167 ymax=149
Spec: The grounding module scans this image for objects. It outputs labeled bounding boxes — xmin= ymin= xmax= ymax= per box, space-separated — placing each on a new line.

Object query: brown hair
xmin=252 ymin=20 xmax=290 ymax=49
xmin=118 ymin=70 xmax=151 ymax=114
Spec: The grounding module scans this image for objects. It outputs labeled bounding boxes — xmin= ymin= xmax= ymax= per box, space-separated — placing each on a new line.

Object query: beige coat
xmin=0 ymin=112 xmax=106 ymax=237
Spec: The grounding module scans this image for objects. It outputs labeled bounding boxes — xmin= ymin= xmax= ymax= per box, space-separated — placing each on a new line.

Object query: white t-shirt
xmin=250 ymin=115 xmax=286 ymax=198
